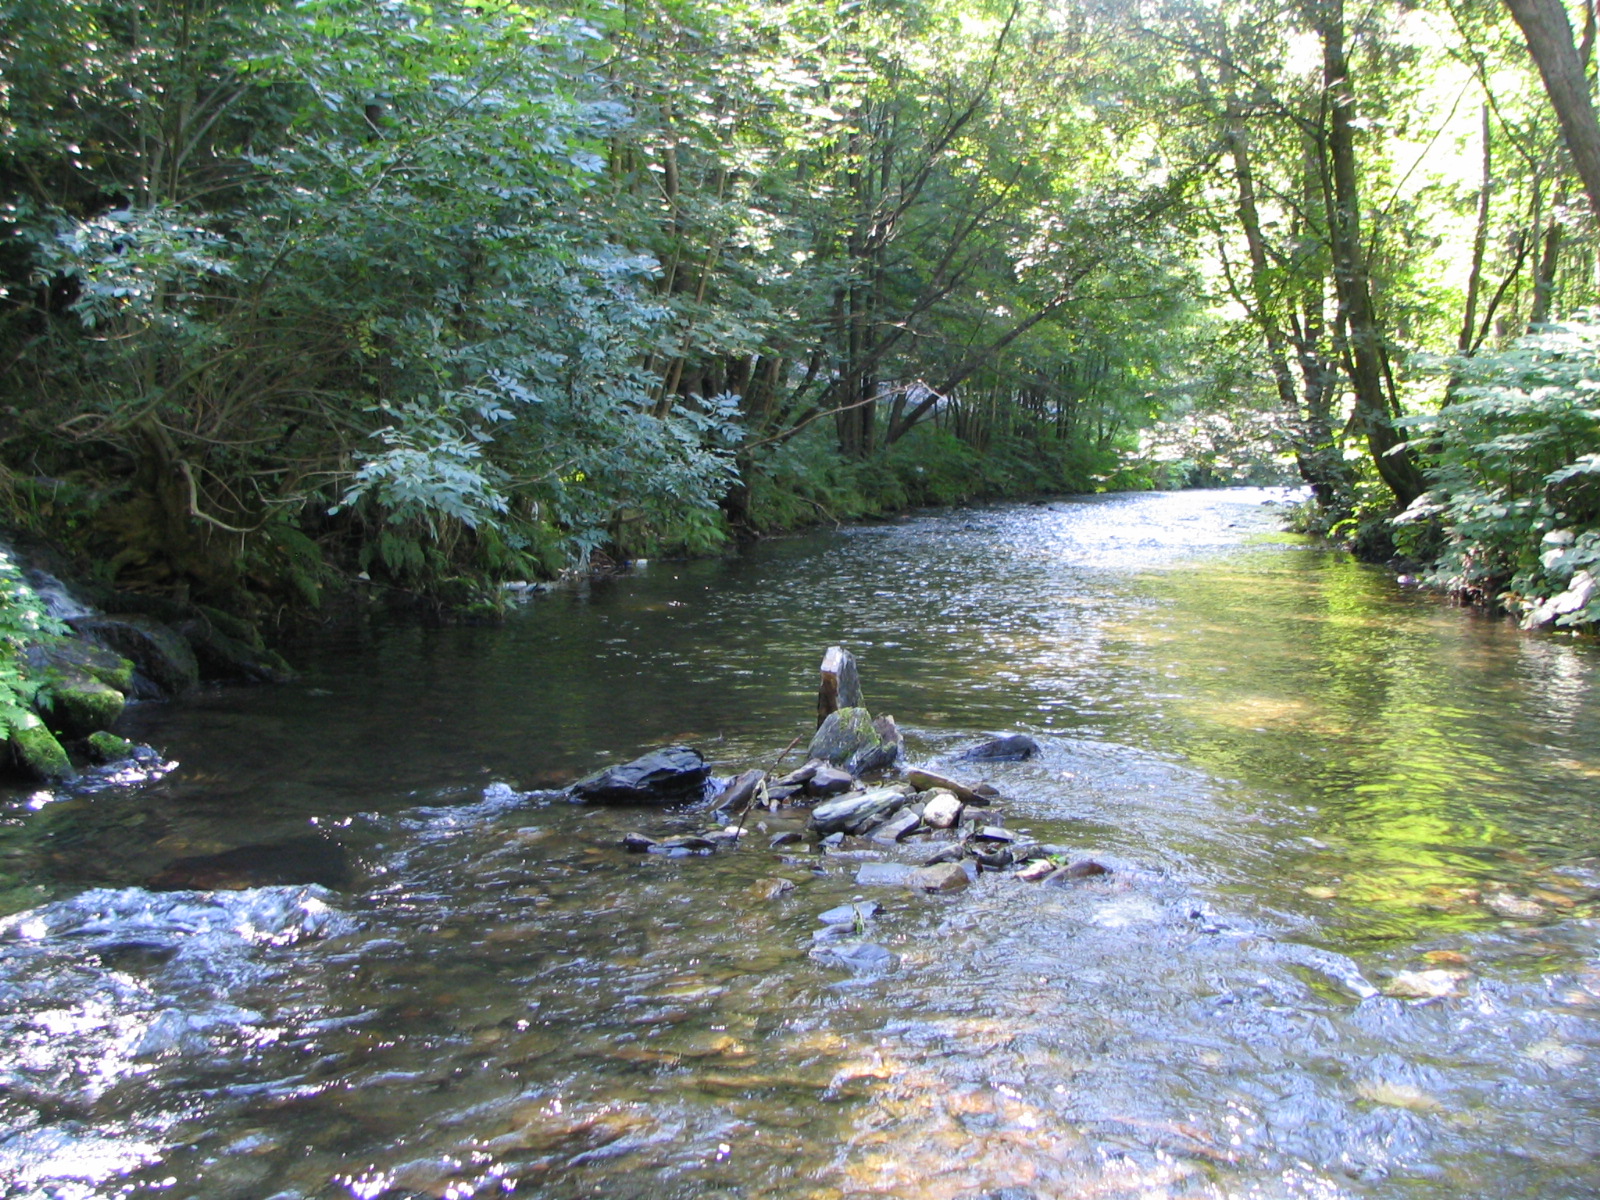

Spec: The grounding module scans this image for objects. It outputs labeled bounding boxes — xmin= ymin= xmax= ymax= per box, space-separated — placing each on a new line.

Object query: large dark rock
xmin=957 ymin=733 xmax=1040 ymax=762
xmin=816 ymin=645 xmax=864 ymax=726
xmin=712 ymin=768 xmax=766 ymax=813
xmin=808 ymin=707 xmax=899 ymax=775
xmin=175 ymin=618 xmax=295 ymax=684
xmin=71 ymin=614 xmax=199 ymax=697
xmin=21 ymin=638 xmax=134 ymax=694
xmin=41 ymin=673 xmax=125 ymax=738
xmin=809 ymin=786 xmax=908 ymax=835
xmin=21 ymin=637 xmax=133 ymax=738
xmin=569 ymin=745 xmax=711 ymax=805
xmin=805 ymin=763 xmax=857 ymax=796
xmin=854 ymin=862 xmax=915 ymax=887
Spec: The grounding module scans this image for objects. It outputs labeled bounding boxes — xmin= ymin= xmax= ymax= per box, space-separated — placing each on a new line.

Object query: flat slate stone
xmin=818 ymin=900 xmax=882 ymax=924
xmin=570 ymin=746 xmax=710 ymax=805
xmin=809 ymin=941 xmax=897 ymax=973
xmin=870 ymin=809 xmax=922 ymax=844
xmin=972 ymin=826 xmax=1015 ymax=843
xmin=907 ymin=862 xmax=971 ymax=893
xmin=808 ymin=787 xmax=907 ymax=835
xmin=904 ymin=768 xmax=992 ymax=806
xmin=855 ymin=862 xmax=914 ymax=887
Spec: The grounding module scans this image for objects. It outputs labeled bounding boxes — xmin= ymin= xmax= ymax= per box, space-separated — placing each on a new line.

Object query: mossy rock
xmin=176 ymin=619 xmax=295 ymax=683
xmin=21 ymin=637 xmax=135 ymax=694
xmin=86 ymin=731 xmax=138 ymax=764
xmin=194 ymin=603 xmax=266 ymax=650
xmin=807 ymin=706 xmax=899 ymax=775
xmin=9 ymin=713 xmax=75 ymax=781
xmin=38 ymin=669 xmax=126 ymax=738
xmin=71 ymin=614 xmax=199 ymax=696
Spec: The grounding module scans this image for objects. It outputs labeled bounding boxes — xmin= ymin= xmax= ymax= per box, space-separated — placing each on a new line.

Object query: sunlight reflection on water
xmin=2 ymin=489 xmax=1598 ymax=1199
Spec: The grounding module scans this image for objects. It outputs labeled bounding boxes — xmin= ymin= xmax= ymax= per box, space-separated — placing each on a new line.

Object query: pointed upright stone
xmin=816 ymin=646 xmax=863 ymax=728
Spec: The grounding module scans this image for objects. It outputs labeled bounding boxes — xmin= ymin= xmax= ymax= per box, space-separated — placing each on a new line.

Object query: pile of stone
xmin=586 ymin=645 xmax=1111 ymax=892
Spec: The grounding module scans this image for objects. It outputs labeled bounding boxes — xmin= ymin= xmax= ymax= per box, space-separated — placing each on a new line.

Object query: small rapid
xmin=2 ymin=489 xmax=1598 ymax=1199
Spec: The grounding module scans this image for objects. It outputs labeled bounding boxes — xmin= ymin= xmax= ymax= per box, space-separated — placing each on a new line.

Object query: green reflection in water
xmin=1116 ymin=547 xmax=1600 ymax=944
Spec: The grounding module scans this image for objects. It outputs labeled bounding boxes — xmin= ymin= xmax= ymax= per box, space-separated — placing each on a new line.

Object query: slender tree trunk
xmin=1317 ymin=0 xmax=1427 ymax=508
xmin=1529 ymin=190 xmax=1564 ymax=328
xmin=1503 ymin=0 xmax=1600 ymax=219
xmin=1221 ymin=84 xmax=1345 ymax=504
xmin=1458 ymin=105 xmax=1493 ymax=353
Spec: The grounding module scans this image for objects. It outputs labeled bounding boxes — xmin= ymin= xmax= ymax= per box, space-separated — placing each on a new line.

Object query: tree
xmin=1502 ymin=0 xmax=1600 ymax=218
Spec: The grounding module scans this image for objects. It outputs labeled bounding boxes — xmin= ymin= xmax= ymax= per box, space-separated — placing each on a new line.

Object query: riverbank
xmin=0 ymin=545 xmax=292 ymax=784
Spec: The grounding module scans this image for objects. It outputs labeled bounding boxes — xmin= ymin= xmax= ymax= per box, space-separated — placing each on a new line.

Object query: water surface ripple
xmin=3 ymin=488 xmax=1599 ymax=1199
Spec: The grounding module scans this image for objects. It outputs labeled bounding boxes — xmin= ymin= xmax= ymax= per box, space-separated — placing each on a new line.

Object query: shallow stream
xmin=3 ymin=488 xmax=1599 ymax=1199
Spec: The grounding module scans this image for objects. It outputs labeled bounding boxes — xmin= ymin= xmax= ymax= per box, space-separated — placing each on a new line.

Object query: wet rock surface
xmin=808 ymin=787 xmax=908 ymax=835
xmin=957 ymin=733 xmax=1040 ymax=762
xmin=569 ymin=745 xmax=711 ymax=805
xmin=808 ymin=706 xmax=900 ymax=775
xmin=72 ymin=614 xmax=200 ymax=698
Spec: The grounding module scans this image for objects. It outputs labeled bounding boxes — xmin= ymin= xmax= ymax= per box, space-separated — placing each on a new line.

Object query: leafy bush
xmin=2 ymin=0 xmax=741 ymax=602
xmin=1396 ymin=312 xmax=1600 ymax=625
xmin=0 ymin=551 xmax=64 ymax=737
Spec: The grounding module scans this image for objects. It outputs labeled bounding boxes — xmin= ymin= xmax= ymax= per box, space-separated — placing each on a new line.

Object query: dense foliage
xmin=1397 ymin=313 xmax=1600 ymax=624
xmin=3 ymin=0 xmax=1600 ymax=629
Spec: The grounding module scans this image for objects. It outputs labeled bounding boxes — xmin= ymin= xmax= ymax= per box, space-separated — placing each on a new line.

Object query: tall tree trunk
xmin=1458 ymin=105 xmax=1494 ymax=353
xmin=1503 ymin=0 xmax=1600 ymax=219
xmin=1222 ymin=83 xmax=1344 ymax=505
xmin=1317 ymin=0 xmax=1427 ymax=508
xmin=1530 ymin=182 xmax=1565 ymax=328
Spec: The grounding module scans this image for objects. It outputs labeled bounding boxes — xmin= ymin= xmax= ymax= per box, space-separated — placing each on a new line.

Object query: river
xmin=2 ymin=487 xmax=1599 ymax=1199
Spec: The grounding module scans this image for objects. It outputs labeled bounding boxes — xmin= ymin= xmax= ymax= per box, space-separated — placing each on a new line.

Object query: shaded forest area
xmin=2 ymin=0 xmax=1600 ymax=631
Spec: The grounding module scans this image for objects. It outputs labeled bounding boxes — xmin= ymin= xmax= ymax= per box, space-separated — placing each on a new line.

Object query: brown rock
xmin=904 ymin=768 xmax=992 ymax=806
xmin=747 ymin=877 xmax=797 ymax=901
xmin=907 ymin=862 xmax=971 ymax=893
xmin=1042 ymin=859 xmax=1111 ymax=886
xmin=817 ymin=646 xmax=863 ymax=727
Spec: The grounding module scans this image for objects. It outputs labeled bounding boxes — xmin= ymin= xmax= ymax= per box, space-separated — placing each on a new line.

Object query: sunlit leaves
xmin=1396 ymin=311 xmax=1600 ymax=615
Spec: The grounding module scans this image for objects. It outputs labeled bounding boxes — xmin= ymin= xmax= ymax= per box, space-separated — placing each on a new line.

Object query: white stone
xmin=922 ymin=790 xmax=963 ymax=829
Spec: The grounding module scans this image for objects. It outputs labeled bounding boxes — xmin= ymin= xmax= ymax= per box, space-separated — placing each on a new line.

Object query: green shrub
xmin=1396 ymin=312 xmax=1600 ymax=624
xmin=0 ymin=552 xmax=65 ymax=738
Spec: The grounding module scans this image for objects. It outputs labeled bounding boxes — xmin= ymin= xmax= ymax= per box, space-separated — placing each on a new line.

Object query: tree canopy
xmin=3 ymin=0 xmax=1599 ymax=626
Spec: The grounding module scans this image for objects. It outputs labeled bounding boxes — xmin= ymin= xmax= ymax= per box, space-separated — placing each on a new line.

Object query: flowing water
xmin=3 ymin=488 xmax=1600 ymax=1200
